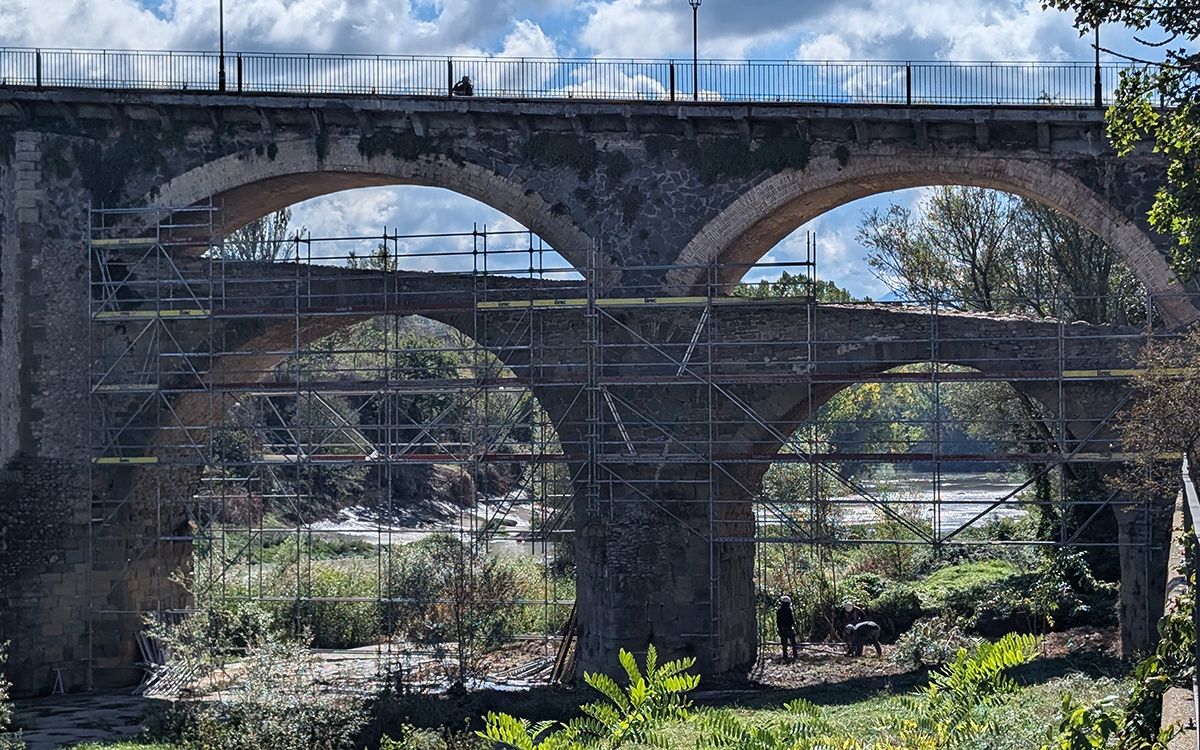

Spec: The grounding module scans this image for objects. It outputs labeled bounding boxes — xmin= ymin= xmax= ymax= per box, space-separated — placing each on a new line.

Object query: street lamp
xmin=218 ymin=0 xmax=226 ymax=92
xmin=689 ymin=0 xmax=701 ymax=101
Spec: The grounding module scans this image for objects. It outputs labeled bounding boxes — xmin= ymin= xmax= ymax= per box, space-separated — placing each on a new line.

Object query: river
xmin=309 ymin=471 xmax=1031 ymax=552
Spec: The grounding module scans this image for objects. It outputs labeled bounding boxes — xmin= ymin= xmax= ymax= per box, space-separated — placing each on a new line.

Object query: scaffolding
xmin=86 ymin=204 xmax=1175 ymax=690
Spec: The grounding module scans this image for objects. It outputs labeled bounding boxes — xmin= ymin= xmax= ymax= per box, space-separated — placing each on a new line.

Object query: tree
xmin=389 ymin=534 xmax=520 ymax=687
xmin=1045 ymin=0 xmax=1199 ymax=280
xmin=731 ymin=270 xmax=857 ymax=302
xmin=1118 ymin=324 xmax=1200 ymax=494
xmin=858 ymin=186 xmax=1145 ymax=323
xmin=221 ymin=208 xmax=304 ymax=262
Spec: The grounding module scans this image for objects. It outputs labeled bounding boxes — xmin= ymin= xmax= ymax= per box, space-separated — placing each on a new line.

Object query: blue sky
xmin=0 ymin=0 xmax=1156 ymax=298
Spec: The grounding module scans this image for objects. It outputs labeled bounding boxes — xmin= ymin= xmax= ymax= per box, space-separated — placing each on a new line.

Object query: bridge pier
xmin=573 ymin=466 xmax=757 ymax=677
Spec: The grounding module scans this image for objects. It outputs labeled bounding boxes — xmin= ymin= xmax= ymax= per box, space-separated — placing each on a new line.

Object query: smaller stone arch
xmin=669 ymin=150 xmax=1198 ymax=328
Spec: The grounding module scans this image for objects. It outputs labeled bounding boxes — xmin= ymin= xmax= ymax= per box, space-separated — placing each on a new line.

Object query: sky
xmin=0 ymin=0 xmax=1158 ymax=298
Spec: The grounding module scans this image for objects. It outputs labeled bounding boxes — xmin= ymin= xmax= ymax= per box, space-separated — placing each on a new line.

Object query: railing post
xmin=669 ymin=63 xmax=676 ymax=102
xmin=35 ymin=49 xmax=42 ymax=88
xmin=236 ymin=54 xmax=243 ymax=93
xmin=905 ymin=62 xmax=912 ymax=106
xmin=447 ymin=57 xmax=454 ymax=98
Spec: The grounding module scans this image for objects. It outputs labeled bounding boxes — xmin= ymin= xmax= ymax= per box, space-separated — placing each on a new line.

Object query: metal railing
xmin=0 ymin=47 xmax=1137 ymax=106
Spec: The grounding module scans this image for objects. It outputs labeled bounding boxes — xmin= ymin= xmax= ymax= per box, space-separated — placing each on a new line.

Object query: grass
xmin=653 ymin=670 xmax=1127 ymax=749
xmin=916 ymin=559 xmax=1019 ymax=605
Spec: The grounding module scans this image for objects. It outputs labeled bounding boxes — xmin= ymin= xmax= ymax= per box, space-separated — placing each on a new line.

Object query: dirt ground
xmin=746 ymin=625 xmax=1122 ymax=691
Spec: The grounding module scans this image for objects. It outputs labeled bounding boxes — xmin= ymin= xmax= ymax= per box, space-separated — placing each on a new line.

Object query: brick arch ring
xmin=144 ymin=134 xmax=601 ymax=279
xmin=668 ymin=152 xmax=1198 ymax=328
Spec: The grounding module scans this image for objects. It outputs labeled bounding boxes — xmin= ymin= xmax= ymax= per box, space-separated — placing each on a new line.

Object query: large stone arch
xmin=670 ymin=151 xmax=1198 ymax=328
xmin=147 ymin=135 xmax=597 ymax=274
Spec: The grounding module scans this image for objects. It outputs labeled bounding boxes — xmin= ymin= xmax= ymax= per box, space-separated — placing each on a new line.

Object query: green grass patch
xmin=917 ymin=559 xmax=1018 ymax=607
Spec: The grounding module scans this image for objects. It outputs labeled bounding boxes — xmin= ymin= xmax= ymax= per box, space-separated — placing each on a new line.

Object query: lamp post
xmin=689 ymin=0 xmax=701 ymax=101
xmin=1093 ymin=24 xmax=1102 ymax=108
xmin=218 ymin=0 xmax=226 ymax=92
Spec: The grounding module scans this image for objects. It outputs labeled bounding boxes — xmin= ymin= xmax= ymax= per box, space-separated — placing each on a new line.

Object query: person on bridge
xmin=776 ymin=595 xmax=798 ymax=661
xmin=451 ymin=75 xmax=475 ymax=96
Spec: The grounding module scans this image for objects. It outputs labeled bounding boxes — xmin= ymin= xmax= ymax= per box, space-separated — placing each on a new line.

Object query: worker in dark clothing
xmin=776 ymin=595 xmax=798 ymax=660
xmin=451 ymin=75 xmax=474 ymax=96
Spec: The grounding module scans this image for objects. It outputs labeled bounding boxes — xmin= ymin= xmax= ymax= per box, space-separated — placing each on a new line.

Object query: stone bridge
xmin=0 ymin=86 xmax=1189 ymax=693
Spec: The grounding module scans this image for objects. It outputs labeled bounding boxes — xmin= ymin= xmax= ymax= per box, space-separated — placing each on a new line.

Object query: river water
xmin=830 ymin=470 xmax=1031 ymax=535
xmin=310 ymin=471 xmax=1030 ymax=552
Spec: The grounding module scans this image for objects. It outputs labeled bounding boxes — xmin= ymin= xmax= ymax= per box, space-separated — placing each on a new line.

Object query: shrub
xmin=892 ymin=617 xmax=981 ymax=669
xmin=389 ymin=534 xmax=520 ymax=686
xmin=866 ymin=583 xmax=924 ymax=641
xmin=0 ymin=644 xmax=23 ymax=750
xmin=169 ymin=634 xmax=368 ymax=750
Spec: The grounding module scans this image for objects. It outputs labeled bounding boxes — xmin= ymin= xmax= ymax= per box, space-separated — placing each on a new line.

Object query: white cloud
xmin=499 ymin=18 xmax=558 ymax=58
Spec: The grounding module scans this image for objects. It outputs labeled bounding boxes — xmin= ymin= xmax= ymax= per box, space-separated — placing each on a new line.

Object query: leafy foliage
xmin=858 ymin=187 xmax=1145 ymax=323
xmin=1117 ymin=324 xmax=1200 ymax=499
xmin=219 ymin=208 xmax=304 ymax=263
xmin=0 ymin=644 xmax=23 ymax=750
xmin=150 ymin=628 xmax=367 ymax=750
xmin=892 ymin=617 xmax=981 ymax=669
xmin=700 ymin=633 xmax=1037 ymax=750
xmin=1042 ymin=533 xmax=1196 ymax=750
xmin=1045 ymin=0 xmax=1199 ymax=279
xmin=479 ymin=645 xmax=699 ymax=749
xmin=390 ymin=534 xmax=521 ymax=687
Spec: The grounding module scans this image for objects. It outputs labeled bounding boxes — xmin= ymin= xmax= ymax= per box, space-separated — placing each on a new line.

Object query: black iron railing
xmin=0 ymin=47 xmax=1135 ymax=106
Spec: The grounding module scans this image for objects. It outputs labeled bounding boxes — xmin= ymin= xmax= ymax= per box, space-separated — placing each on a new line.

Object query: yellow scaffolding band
xmin=91 ymin=238 xmax=159 ymax=248
xmin=1063 ymin=368 xmax=1194 ymax=378
xmin=93 ymin=456 xmax=159 ymax=465
xmin=94 ymin=309 xmax=210 ymax=320
xmin=1072 ymin=452 xmax=1184 ymax=461
xmin=94 ymin=384 xmax=158 ymax=393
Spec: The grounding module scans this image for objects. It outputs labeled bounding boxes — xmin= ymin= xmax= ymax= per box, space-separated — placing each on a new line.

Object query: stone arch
xmin=146 ymin=135 xmax=597 ymax=274
xmin=670 ymin=152 xmax=1197 ymax=328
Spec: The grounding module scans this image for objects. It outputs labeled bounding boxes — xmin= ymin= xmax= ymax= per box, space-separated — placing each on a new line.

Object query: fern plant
xmin=697 ymin=633 xmax=1038 ymax=750
xmin=479 ymin=644 xmax=699 ymax=749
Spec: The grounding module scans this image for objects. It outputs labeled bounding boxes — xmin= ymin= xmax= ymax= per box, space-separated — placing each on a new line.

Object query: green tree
xmin=732 ymin=270 xmax=857 ymax=302
xmin=1045 ymin=0 xmax=1200 ymax=280
xmin=389 ymin=534 xmax=521 ymax=687
xmin=1117 ymin=324 xmax=1200 ymax=494
xmin=221 ymin=208 xmax=305 ymax=262
xmin=858 ymin=186 xmax=1145 ymax=323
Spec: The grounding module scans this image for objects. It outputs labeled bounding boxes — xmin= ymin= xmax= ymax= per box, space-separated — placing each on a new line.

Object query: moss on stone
xmin=834 ymin=144 xmax=851 ymax=167
xmin=644 ymin=133 xmax=812 ymax=184
xmin=620 ymin=186 xmax=644 ymax=225
xmin=605 ymin=150 xmax=633 ymax=184
xmin=76 ymin=125 xmax=171 ymax=207
xmin=526 ymin=133 xmax=601 ymax=181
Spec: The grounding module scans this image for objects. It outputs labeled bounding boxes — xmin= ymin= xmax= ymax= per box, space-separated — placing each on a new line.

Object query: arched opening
xmin=706 ymin=186 xmax=1159 ymax=676
xmin=671 ymin=153 xmax=1196 ymax=327
xmin=88 ymin=186 xmax=585 ymax=689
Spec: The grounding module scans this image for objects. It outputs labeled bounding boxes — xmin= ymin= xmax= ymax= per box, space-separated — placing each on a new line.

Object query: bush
xmin=168 ymin=634 xmax=368 ymax=750
xmin=0 ymin=644 xmax=23 ymax=750
xmin=892 ymin=617 xmax=981 ymax=669
xmin=389 ymin=534 xmax=521 ymax=686
xmin=866 ymin=584 xmax=924 ymax=641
